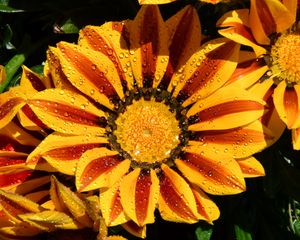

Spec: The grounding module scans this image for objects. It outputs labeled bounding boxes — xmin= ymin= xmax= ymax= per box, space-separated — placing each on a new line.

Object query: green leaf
xmin=60 ymin=18 xmax=79 ymax=34
xmin=294 ymin=219 xmax=300 ymax=237
xmin=195 ymin=223 xmax=213 ymax=240
xmin=234 ymin=224 xmax=252 ymax=240
xmin=0 ymin=4 xmax=23 ymax=12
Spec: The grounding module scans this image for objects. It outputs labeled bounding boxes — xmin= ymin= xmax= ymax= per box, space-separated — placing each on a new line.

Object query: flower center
xmin=113 ymin=98 xmax=181 ymax=164
xmin=270 ymin=31 xmax=300 ymax=84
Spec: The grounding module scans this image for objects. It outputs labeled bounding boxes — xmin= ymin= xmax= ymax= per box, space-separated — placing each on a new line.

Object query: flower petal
xmin=20 ymin=66 xmax=50 ymax=92
xmin=158 ymin=164 xmax=199 ymax=223
xmin=292 ymin=128 xmax=300 ymax=150
xmin=217 ymin=9 xmax=266 ymax=56
xmin=159 ymin=5 xmax=201 ymax=89
xmin=50 ymin=176 xmax=93 ymax=227
xmin=273 ymin=81 xmax=300 ymax=129
xmin=122 ymin=221 xmax=146 ymax=239
xmin=119 ymin=168 xmax=159 ymax=226
xmin=28 ymin=89 xmax=106 ymax=135
xmin=78 ymin=22 xmax=134 ymax=90
xmin=56 ymin=42 xmax=124 ymax=109
xmin=170 ymin=39 xmax=240 ymax=107
xmin=75 ymin=148 xmax=130 ymax=192
xmin=129 ymin=5 xmax=169 ymax=88
xmin=187 ymin=86 xmax=265 ymax=131
xmin=176 ymin=150 xmax=246 ymax=195
xmin=0 ymin=226 xmax=41 ymax=238
xmin=191 ymin=185 xmax=220 ymax=223
xmin=27 ymin=133 xmax=108 ymax=175
xmin=237 ymin=157 xmax=265 ymax=178
xmin=100 ymin=179 xmax=129 ymax=226
xmin=138 ymin=0 xmax=175 ymax=4
xmin=189 ymin=120 xmax=273 ymax=159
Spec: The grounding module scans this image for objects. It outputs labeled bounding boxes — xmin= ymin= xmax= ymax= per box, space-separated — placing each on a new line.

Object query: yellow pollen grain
xmin=114 ymin=98 xmax=180 ymax=164
xmin=270 ymin=32 xmax=300 ymax=84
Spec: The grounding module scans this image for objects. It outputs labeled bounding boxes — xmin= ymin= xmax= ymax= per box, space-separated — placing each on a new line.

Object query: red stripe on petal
xmin=21 ymin=105 xmax=48 ymax=129
xmin=28 ymin=99 xmax=101 ymax=126
xmin=81 ymin=27 xmax=128 ymax=90
xmin=177 ymin=41 xmax=237 ymax=102
xmin=0 ymin=170 xmax=33 ymax=188
xmin=58 ymin=43 xmax=119 ymax=101
xmin=45 ymin=143 xmax=107 ymax=161
xmin=0 ymin=195 xmax=31 ymax=216
xmin=182 ymin=152 xmax=244 ymax=190
xmin=222 ymin=22 xmax=256 ymax=42
xmin=0 ymin=135 xmax=30 ymax=152
xmin=284 ymin=87 xmax=298 ymax=128
xmin=24 ymin=69 xmax=46 ymax=91
xmin=79 ymin=155 xmax=123 ymax=191
xmin=0 ymin=98 xmax=23 ymax=121
xmin=256 ymin=0 xmax=276 ymax=37
xmin=189 ymin=100 xmax=264 ymax=124
xmin=135 ymin=169 xmax=151 ymax=225
xmin=0 ymin=157 xmax=26 ymax=167
xmin=109 ymin=190 xmax=123 ymax=224
xmin=261 ymin=84 xmax=276 ymax=126
xmin=159 ymin=173 xmax=197 ymax=220
xmin=140 ymin=6 xmax=159 ymax=87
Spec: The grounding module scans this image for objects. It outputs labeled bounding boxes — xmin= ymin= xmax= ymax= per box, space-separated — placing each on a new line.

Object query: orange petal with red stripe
xmin=170 ymin=39 xmax=240 ymax=107
xmin=273 ymin=81 xmax=300 ymax=129
xmin=158 ymin=164 xmax=199 ymax=223
xmin=129 ymin=5 xmax=169 ymax=88
xmin=75 ymin=148 xmax=130 ymax=192
xmin=56 ymin=42 xmax=124 ymax=109
xmin=28 ymin=89 xmax=106 ymax=135
xmin=20 ymin=66 xmax=50 ymax=92
xmin=176 ymin=150 xmax=245 ymax=195
xmin=249 ymin=0 xmax=294 ymax=45
xmin=187 ymin=85 xmax=265 ymax=131
xmin=217 ymin=9 xmax=266 ymax=56
xmin=122 ymin=221 xmax=147 ymax=239
xmin=191 ymin=185 xmax=220 ymax=223
xmin=237 ymin=156 xmax=265 ymax=178
xmin=189 ymin=120 xmax=273 ymax=159
xmin=27 ymin=133 xmax=108 ymax=175
xmin=0 ymin=88 xmax=26 ymax=129
xmin=159 ymin=5 xmax=201 ymax=90
xmin=119 ymin=168 xmax=159 ymax=226
xmin=49 ymin=176 xmax=93 ymax=227
xmin=225 ymin=51 xmax=268 ymax=88
xmin=78 ymin=22 xmax=134 ymax=90
xmin=100 ymin=179 xmax=129 ymax=226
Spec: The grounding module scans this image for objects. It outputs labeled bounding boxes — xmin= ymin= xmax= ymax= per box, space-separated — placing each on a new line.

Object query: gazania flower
xmin=138 ymin=0 xmax=231 ymax=5
xmin=22 ymin=5 xmax=270 ymax=234
xmin=217 ymin=0 xmax=300 ymax=148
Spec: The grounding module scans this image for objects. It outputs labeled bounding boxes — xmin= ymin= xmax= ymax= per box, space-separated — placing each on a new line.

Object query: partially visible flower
xmin=0 ymin=65 xmax=6 ymax=84
xmin=138 ymin=0 xmax=231 ymax=5
xmin=217 ymin=0 xmax=300 ymax=148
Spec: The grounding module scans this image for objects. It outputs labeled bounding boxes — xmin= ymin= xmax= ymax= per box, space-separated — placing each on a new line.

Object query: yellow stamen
xmin=114 ymin=98 xmax=180 ymax=164
xmin=270 ymin=32 xmax=300 ymax=84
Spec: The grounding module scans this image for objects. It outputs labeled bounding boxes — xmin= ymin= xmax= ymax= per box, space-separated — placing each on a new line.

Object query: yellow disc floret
xmin=114 ymin=98 xmax=180 ymax=164
xmin=270 ymin=31 xmax=300 ymax=85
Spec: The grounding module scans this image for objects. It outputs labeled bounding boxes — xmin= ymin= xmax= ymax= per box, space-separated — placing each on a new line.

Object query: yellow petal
xmin=237 ymin=156 xmax=265 ymax=178
xmin=138 ymin=0 xmax=176 ymax=4
xmin=122 ymin=221 xmax=147 ymax=239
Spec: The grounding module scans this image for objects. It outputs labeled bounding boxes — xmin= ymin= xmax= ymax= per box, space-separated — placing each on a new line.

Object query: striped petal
xmin=187 ymin=86 xmax=265 ymax=131
xmin=189 ymin=120 xmax=273 ymax=159
xmin=292 ymin=128 xmax=300 ymax=150
xmin=129 ymin=5 xmax=169 ymax=88
xmin=225 ymin=51 xmax=268 ymax=88
xmin=119 ymin=168 xmax=159 ymax=226
xmin=237 ymin=157 xmax=265 ymax=178
xmin=100 ymin=179 xmax=129 ymax=226
xmin=27 ymin=133 xmax=108 ymax=175
xmin=273 ymin=81 xmax=300 ymax=129
xmin=159 ymin=5 xmax=201 ymax=90
xmin=20 ymin=66 xmax=50 ymax=92
xmin=158 ymin=164 xmax=199 ymax=223
xmin=0 ymin=88 xmax=26 ymax=129
xmin=0 ymin=226 xmax=41 ymax=238
xmin=50 ymin=176 xmax=93 ymax=227
xmin=122 ymin=221 xmax=146 ymax=239
xmin=191 ymin=185 xmax=220 ymax=223
xmin=28 ymin=89 xmax=106 ymax=135
xmin=139 ymin=0 xmax=176 ymax=4
xmin=18 ymin=210 xmax=83 ymax=231
xmin=75 ymin=148 xmax=130 ymax=192
xmin=78 ymin=22 xmax=134 ymax=90
xmin=217 ymin=9 xmax=266 ymax=56
xmin=175 ymin=150 xmax=246 ymax=195
xmin=249 ymin=0 xmax=295 ymax=45
xmin=56 ymin=42 xmax=124 ymax=109
xmin=170 ymin=39 xmax=240 ymax=107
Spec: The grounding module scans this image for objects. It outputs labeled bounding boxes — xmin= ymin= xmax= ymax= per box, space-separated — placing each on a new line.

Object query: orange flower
xmin=217 ymin=0 xmax=300 ymax=148
xmin=138 ymin=0 xmax=230 ymax=4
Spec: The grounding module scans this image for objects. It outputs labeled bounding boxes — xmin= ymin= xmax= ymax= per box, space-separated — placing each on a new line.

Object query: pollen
xmin=114 ymin=98 xmax=181 ymax=164
xmin=270 ymin=32 xmax=300 ymax=85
